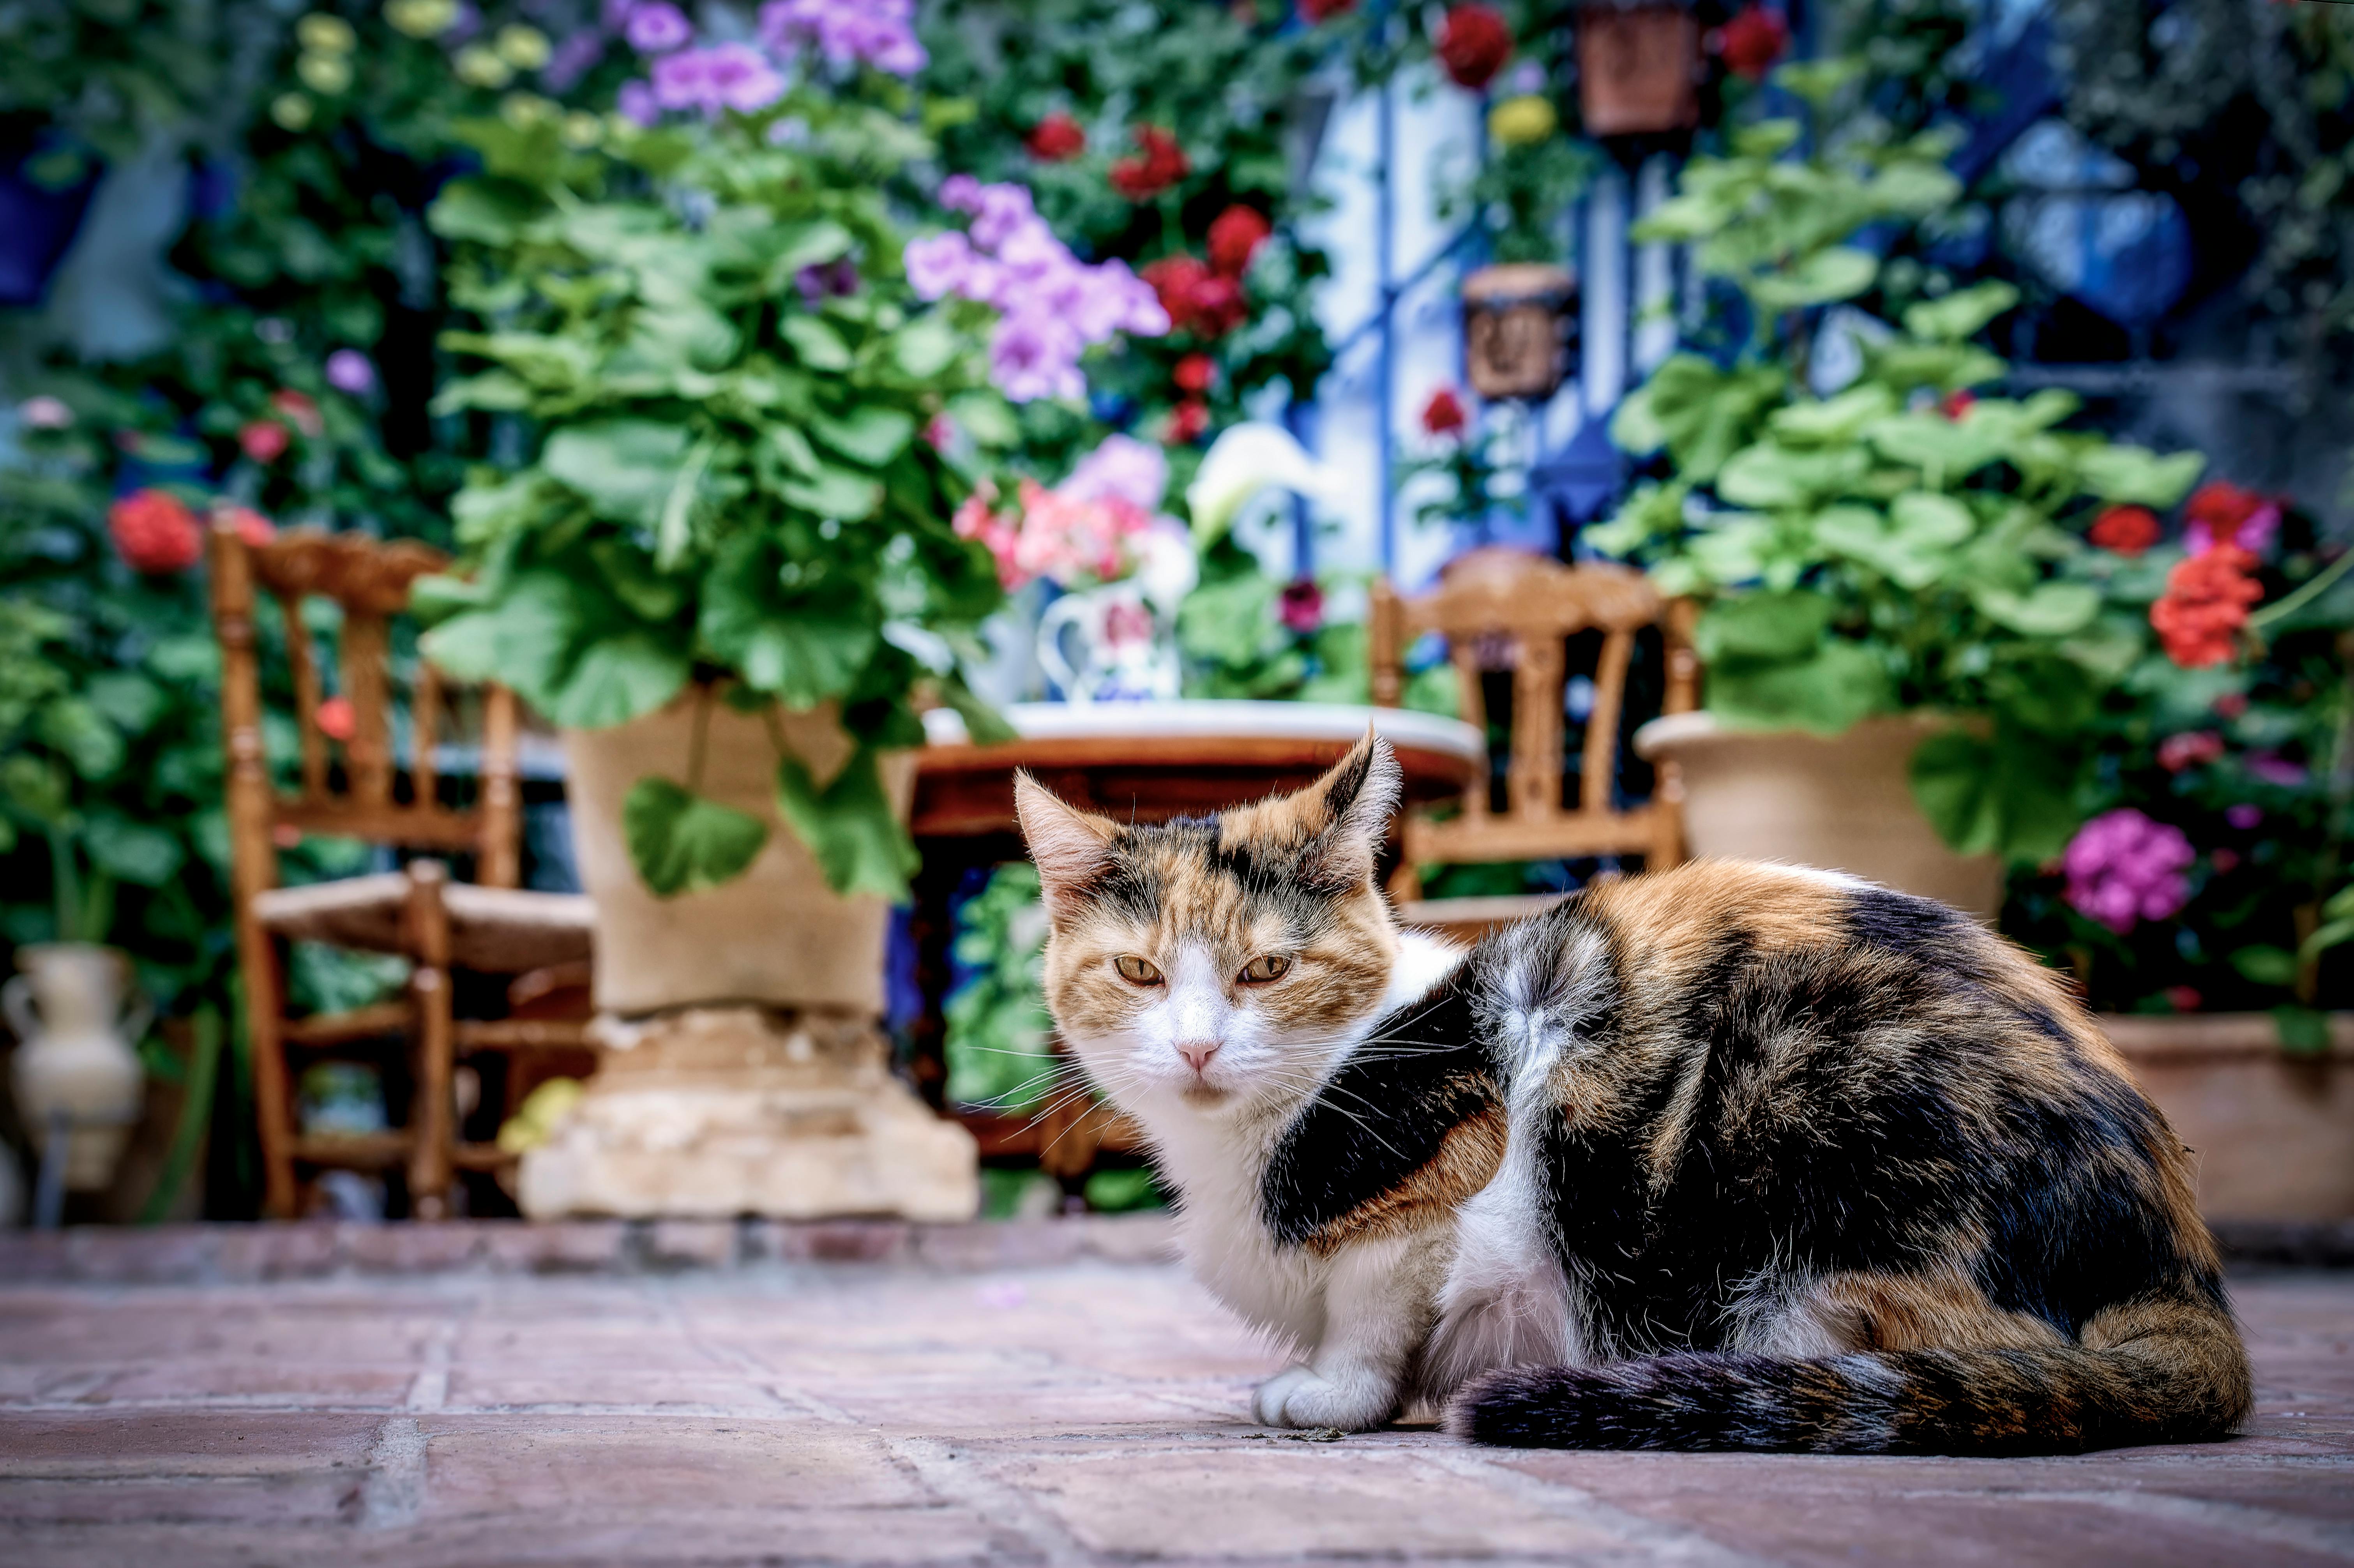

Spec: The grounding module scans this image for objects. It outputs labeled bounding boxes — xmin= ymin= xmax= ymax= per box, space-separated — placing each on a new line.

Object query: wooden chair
xmin=208 ymin=521 xmax=595 ymax=1219
xmin=1370 ymin=548 xmax=1697 ymax=938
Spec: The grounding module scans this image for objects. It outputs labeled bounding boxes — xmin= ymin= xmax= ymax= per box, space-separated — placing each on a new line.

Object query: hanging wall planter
xmin=1461 ymin=263 xmax=1578 ymax=401
xmin=1577 ymin=0 xmax=1703 ymax=138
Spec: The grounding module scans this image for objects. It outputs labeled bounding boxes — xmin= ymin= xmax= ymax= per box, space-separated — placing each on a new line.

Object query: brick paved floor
xmin=1 ymin=1220 xmax=2349 ymax=1566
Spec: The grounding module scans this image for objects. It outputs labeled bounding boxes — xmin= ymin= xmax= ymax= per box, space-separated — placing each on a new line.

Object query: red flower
xmin=1436 ymin=5 xmax=1513 ymax=90
xmin=1166 ymin=399 xmax=1210 ymax=445
xmin=240 ymin=419 xmax=291 ymax=463
xmin=1938 ymin=389 xmax=1976 ymax=420
xmin=1141 ymin=255 xmax=1247 ymax=339
xmin=269 ymin=389 xmax=324 ymax=437
xmin=2151 ymin=545 xmax=2263 ymax=669
xmin=1714 ymin=5 xmax=1790 ymax=81
xmin=2163 ymin=985 xmax=2203 ymax=1014
xmin=2156 ymin=731 xmax=2225 ymax=773
xmin=1421 ymin=386 xmax=1468 ymax=436
xmin=2088 ymin=504 xmax=2161 ymax=557
xmin=217 ymin=503 xmax=276 ymax=549
xmin=108 ymin=488 xmax=203 ymax=574
xmin=1173 ymin=353 xmax=1215 ymax=394
xmin=315 ymin=695 xmax=357 ymax=743
xmin=2184 ymin=480 xmax=2264 ymax=536
xmin=1300 ymin=0 xmax=1356 ymax=19
xmin=1279 ymin=577 xmax=1324 ymax=633
xmin=1109 ymin=125 xmax=1189 ymax=200
xmin=1025 ymin=111 xmax=1086 ymax=161
xmin=1208 ymin=205 xmax=1271 ymax=277
xmin=2213 ymin=692 xmax=2249 ymax=720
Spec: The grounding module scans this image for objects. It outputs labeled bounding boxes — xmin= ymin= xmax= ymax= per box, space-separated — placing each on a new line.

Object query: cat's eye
xmin=1114 ymin=956 xmax=1164 ymax=986
xmin=1238 ymin=955 xmax=1291 ymax=985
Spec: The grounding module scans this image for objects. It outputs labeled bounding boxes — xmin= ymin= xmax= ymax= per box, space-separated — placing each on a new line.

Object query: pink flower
xmin=2245 ymin=752 xmax=2308 ymax=787
xmin=239 ymin=420 xmax=291 ymax=463
xmin=316 ymin=695 xmax=357 ymax=742
xmin=109 ymin=489 xmax=202 ymax=574
xmin=2183 ymin=481 xmax=2280 ymax=558
xmin=1279 ymin=578 xmax=1324 ymax=633
xmin=16 ymin=395 xmax=72 ymax=428
xmin=904 ymin=231 xmax=977 ymax=300
xmin=2224 ymin=804 xmax=2262 ymax=830
xmin=624 ymin=0 xmax=691 ymax=52
xmin=989 ymin=311 xmax=1086 ymax=404
xmin=270 ymin=390 xmax=323 ymax=436
xmin=758 ymin=0 xmax=925 ymax=76
xmin=2062 ymin=808 xmax=2194 ymax=934
xmin=652 ymin=43 xmax=785 ymax=115
xmin=618 ymin=79 xmax=659 ymax=124
xmin=216 ymin=503 xmax=275 ymax=549
xmin=2155 ymin=731 xmax=2224 ymax=773
xmin=1061 ymin=435 xmax=1169 ymax=512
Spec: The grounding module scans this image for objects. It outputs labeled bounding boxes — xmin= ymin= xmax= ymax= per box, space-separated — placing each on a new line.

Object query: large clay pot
xmin=562 ymin=695 xmax=915 ymax=1017
xmin=2102 ymin=1014 xmax=2354 ymax=1225
xmin=1578 ymin=1 xmax=1702 ymax=138
xmin=1633 ymin=711 xmax=2003 ymax=920
xmin=4 ymin=944 xmax=149 ymax=1190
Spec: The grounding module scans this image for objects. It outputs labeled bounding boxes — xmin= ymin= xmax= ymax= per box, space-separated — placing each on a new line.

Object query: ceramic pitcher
xmin=1035 ymin=583 xmax=1183 ymax=704
xmin=4 ymin=943 xmax=149 ymax=1190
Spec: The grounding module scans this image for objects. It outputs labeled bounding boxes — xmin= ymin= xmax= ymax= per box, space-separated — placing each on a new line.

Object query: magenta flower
xmin=989 ymin=311 xmax=1087 ymax=404
xmin=2224 ymin=804 xmax=2263 ymax=830
xmin=2062 ymin=808 xmax=2195 ymax=934
xmin=651 ymin=43 xmax=784 ymax=115
xmin=544 ymin=30 xmax=606 ymax=91
xmin=904 ymin=232 xmax=976 ymax=300
xmin=758 ymin=0 xmax=925 ymax=76
xmin=2245 ymin=752 xmax=2308 ymax=788
xmin=1279 ymin=578 xmax=1325 ymax=633
xmin=325 ymin=349 xmax=375 ymax=395
xmin=624 ymin=0 xmax=691 ymax=52
xmin=617 ymin=78 xmax=659 ymax=124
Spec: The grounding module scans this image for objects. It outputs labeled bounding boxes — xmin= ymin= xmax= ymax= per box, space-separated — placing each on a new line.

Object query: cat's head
xmin=1013 ymin=733 xmax=1405 ymax=1119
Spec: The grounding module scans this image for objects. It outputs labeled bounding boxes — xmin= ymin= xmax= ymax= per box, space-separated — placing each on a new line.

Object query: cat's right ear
xmin=1014 ymin=772 xmax=1117 ymax=925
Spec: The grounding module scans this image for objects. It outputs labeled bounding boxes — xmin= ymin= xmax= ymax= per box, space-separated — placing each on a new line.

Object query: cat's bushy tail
xmin=1448 ymin=1300 xmax=2251 ymax=1455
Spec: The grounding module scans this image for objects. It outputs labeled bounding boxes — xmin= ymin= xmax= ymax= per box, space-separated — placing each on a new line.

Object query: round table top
xmin=912 ymin=699 xmax=1485 ymax=839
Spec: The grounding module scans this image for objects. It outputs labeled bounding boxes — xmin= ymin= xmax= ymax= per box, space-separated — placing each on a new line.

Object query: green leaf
xmin=1901 ymin=282 xmax=2019 ymax=343
xmin=83 ymin=673 xmax=166 ymax=736
xmin=2230 ymin=945 xmax=2300 ymax=987
xmin=654 ymin=439 xmax=715 ymax=570
xmin=1908 ymin=728 xmax=2002 ymax=855
xmin=1716 ymin=442 xmax=1865 ymax=509
xmin=778 ymin=467 xmax=884 ymax=521
xmin=780 ymin=314 xmax=853 ymax=371
xmin=811 ymin=407 xmax=917 ymax=468
xmin=1888 ymin=491 xmax=1976 ymax=546
xmin=38 ymin=697 xmax=124 ymax=780
xmin=544 ymin=633 xmax=692 ymax=730
xmin=1612 ymin=355 xmax=1784 ymax=480
xmin=82 ymin=814 xmax=183 ymax=886
xmin=1747 ymin=246 xmax=1879 ymax=312
xmin=1694 ymin=591 xmax=1832 ymax=663
xmin=699 ymin=539 xmax=879 ymax=708
xmin=1908 ymin=724 xmax=2084 ymax=861
xmin=775 ymin=745 xmax=918 ymax=899
xmin=621 ymin=776 xmax=768 ymax=898
xmin=426 ymin=175 xmax=541 ymax=244
xmin=2273 ymin=1007 xmax=2331 ymax=1056
xmin=1768 ymin=384 xmax=1897 ymax=445
xmin=2074 ymin=445 xmax=2204 ymax=508
xmin=1971 ymin=582 xmax=2101 ymax=637
xmin=1814 ymin=505 xmax=1943 ymax=589
xmin=938 ymin=676 xmax=1018 ymax=745
xmin=1706 ymin=639 xmax=1891 ymax=735
xmin=893 ymin=314 xmax=961 ymax=379
xmin=542 ymin=421 xmax=692 ymax=527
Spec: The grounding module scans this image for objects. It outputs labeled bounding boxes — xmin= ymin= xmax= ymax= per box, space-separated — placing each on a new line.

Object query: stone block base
xmin=517 ymin=1006 xmax=977 ymax=1222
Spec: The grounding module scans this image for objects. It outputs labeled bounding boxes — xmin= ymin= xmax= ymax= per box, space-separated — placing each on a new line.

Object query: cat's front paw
xmin=1251 ymin=1364 xmax=1395 ymax=1431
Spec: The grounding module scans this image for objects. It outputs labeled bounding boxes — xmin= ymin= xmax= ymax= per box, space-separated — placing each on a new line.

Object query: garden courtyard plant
xmin=1588 ymin=60 xmax=2204 ymax=864
xmin=416 ymin=7 xmax=1164 ymax=901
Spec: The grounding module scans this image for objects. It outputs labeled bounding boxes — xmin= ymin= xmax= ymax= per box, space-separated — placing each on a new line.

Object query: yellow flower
xmin=297 ymin=14 xmax=355 ymax=53
xmin=1489 ymin=94 xmax=1558 ymax=147
xmin=454 ymin=43 xmax=513 ymax=88
xmin=494 ymin=23 xmax=550 ymax=70
xmin=499 ymin=92 xmax=554 ymax=128
xmin=561 ymin=111 xmax=604 ymax=148
xmin=384 ymin=0 xmax=456 ymax=39
xmin=270 ymin=92 xmax=314 ymax=131
xmin=296 ymin=52 xmax=352 ymax=94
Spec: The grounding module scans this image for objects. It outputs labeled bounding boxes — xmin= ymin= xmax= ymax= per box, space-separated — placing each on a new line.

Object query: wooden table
xmin=905 ymin=701 xmax=1487 ymax=1183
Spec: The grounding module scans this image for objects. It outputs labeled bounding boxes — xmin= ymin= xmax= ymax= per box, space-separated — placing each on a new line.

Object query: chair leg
xmin=241 ymin=926 xmax=299 ymax=1220
xmin=404 ymin=860 xmax=457 ymax=1219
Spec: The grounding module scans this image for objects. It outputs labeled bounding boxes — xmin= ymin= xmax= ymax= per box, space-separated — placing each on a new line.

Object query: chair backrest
xmin=207 ymin=521 xmax=522 ymax=890
xmin=1369 ymin=547 xmax=1696 ymax=859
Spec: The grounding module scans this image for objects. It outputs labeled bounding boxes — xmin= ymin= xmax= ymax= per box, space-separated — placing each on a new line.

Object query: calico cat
xmin=1012 ymin=733 xmax=2252 ymax=1453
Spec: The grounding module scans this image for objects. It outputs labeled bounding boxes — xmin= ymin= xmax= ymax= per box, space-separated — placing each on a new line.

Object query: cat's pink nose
xmin=1176 ymin=1041 xmax=1220 ymax=1074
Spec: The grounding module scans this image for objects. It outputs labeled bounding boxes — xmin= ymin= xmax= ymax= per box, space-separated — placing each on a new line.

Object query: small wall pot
xmin=562 ymin=695 xmax=916 ymax=1017
xmin=2101 ymin=1014 xmax=2354 ymax=1225
xmin=1633 ymin=711 xmax=2003 ymax=920
xmin=1462 ymin=263 xmax=1579 ymax=402
xmin=4 ymin=944 xmax=149 ymax=1190
xmin=1578 ymin=2 xmax=1702 ymax=138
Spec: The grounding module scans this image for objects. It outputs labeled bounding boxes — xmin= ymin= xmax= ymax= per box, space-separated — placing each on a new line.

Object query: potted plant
xmin=1577 ymin=0 xmax=1703 ymax=138
xmin=1589 ymin=60 xmax=2204 ymax=919
xmin=415 ymin=14 xmax=1165 ymax=1016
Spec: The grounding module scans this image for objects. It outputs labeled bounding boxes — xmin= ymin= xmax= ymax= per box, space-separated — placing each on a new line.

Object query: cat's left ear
xmin=1299 ymin=729 xmax=1404 ymax=890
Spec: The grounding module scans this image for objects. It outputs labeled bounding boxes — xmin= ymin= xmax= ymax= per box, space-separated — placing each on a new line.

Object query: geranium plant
xmin=416 ymin=11 xmax=1164 ymax=901
xmin=1586 ymin=60 xmax=2205 ymax=862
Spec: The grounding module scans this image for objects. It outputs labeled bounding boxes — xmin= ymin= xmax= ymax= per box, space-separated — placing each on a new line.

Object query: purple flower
xmin=794 ymin=258 xmax=860 ymax=304
xmin=968 ymin=184 xmax=1038 ymax=252
xmin=624 ymin=0 xmax=691 ymax=52
xmin=757 ymin=0 xmax=925 ymax=77
xmin=325 ymin=349 xmax=376 ymax=395
xmin=2062 ymin=808 xmax=2195 ymax=934
xmin=617 ymin=78 xmax=659 ymax=124
xmin=2224 ymin=804 xmax=2263 ymax=830
xmin=903 ymin=231 xmax=976 ymax=301
xmin=651 ymin=43 xmax=784 ymax=115
xmin=600 ymin=0 xmax=638 ymax=29
xmin=1061 ymin=434 xmax=1168 ymax=512
xmin=1279 ymin=578 xmax=1325 ymax=633
xmin=989 ymin=310 xmax=1086 ymax=403
xmin=544 ymin=30 xmax=607 ymax=92
xmin=939 ymin=173 xmax=983 ymax=214
xmin=2244 ymin=752 xmax=2308 ymax=788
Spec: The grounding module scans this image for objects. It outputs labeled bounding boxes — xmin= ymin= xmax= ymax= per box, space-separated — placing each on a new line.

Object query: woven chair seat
xmin=254 ymin=874 xmax=593 ymax=973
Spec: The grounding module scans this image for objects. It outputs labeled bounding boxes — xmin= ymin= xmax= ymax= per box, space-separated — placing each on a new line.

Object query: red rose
xmin=1938 ymin=389 xmax=1976 ymax=420
xmin=108 ymin=488 xmax=203 ymax=574
xmin=315 ymin=695 xmax=357 ymax=743
xmin=1714 ymin=5 xmax=1790 ymax=81
xmin=1436 ymin=5 xmax=1513 ymax=90
xmin=1421 ymin=386 xmax=1468 ymax=436
xmin=1109 ymin=125 xmax=1189 ymax=200
xmin=1173 ymin=353 xmax=1215 ymax=394
xmin=1166 ymin=399 xmax=1210 ymax=445
xmin=2088 ymin=504 xmax=2161 ymax=557
xmin=217 ymin=503 xmax=277 ymax=549
xmin=2150 ymin=545 xmax=2263 ymax=669
xmin=1208 ymin=205 xmax=1272 ymax=277
xmin=1025 ymin=111 xmax=1086 ymax=162
xmin=269 ymin=388 xmax=324 ymax=436
xmin=239 ymin=419 xmax=291 ymax=463
xmin=1279 ymin=577 xmax=1324 ymax=633
xmin=1300 ymin=0 xmax=1356 ymax=19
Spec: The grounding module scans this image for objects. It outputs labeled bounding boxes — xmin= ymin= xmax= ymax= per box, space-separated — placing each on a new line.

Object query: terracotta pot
xmin=1632 ymin=712 xmax=2003 ymax=920
xmin=1462 ymin=263 xmax=1578 ymax=401
xmin=1578 ymin=2 xmax=1701 ymax=138
xmin=562 ymin=695 xmax=916 ymax=1017
xmin=2102 ymin=1014 xmax=2354 ymax=1224
xmin=4 ymin=943 xmax=150 ymax=1190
